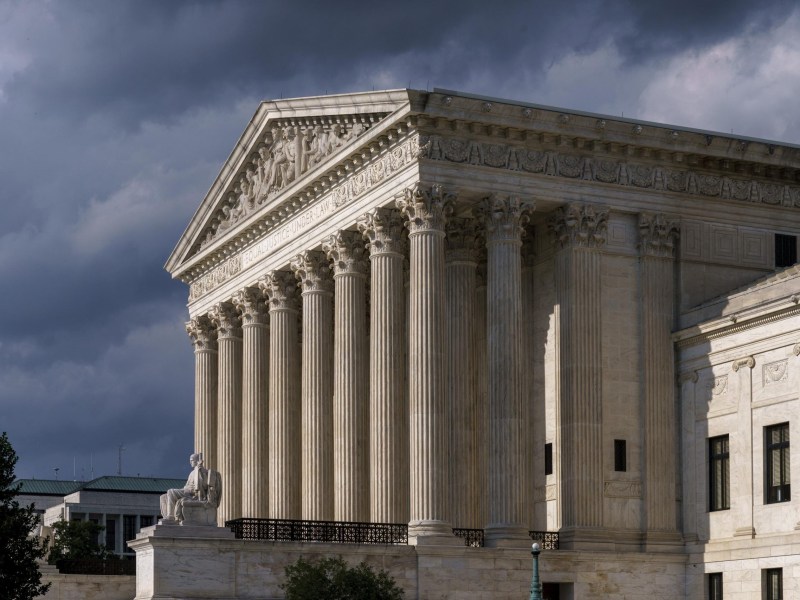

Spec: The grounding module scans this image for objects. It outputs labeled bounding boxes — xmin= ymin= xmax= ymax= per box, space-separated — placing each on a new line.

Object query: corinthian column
xmin=358 ymin=208 xmax=408 ymax=524
xmin=639 ymin=213 xmax=681 ymax=547
xmin=186 ymin=316 xmax=218 ymax=471
xmin=323 ymin=231 xmax=370 ymax=523
xmin=477 ymin=195 xmax=534 ymax=546
xmin=549 ymin=203 xmax=608 ymax=547
xmin=444 ymin=217 xmax=482 ymax=529
xmin=259 ymin=271 xmax=301 ymax=519
xmin=396 ymin=183 xmax=455 ymax=542
xmin=291 ymin=251 xmax=334 ymax=521
xmin=232 ymin=287 xmax=269 ymax=519
xmin=210 ymin=302 xmax=243 ymax=525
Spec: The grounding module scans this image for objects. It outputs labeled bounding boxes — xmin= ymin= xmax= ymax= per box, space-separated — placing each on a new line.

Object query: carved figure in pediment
xmin=265 ymin=126 xmax=296 ymax=193
xmin=305 ymin=125 xmax=325 ymax=169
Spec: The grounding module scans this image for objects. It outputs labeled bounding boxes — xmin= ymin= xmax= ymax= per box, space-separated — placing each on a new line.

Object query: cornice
xmin=675 ymin=303 xmax=800 ymax=349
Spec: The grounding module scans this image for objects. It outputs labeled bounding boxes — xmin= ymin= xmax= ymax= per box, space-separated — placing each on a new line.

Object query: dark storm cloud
xmin=1 ymin=0 xmax=797 ymax=480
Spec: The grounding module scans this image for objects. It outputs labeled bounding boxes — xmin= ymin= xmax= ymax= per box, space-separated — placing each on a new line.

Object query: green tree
xmin=47 ymin=520 xmax=113 ymax=564
xmin=282 ymin=556 xmax=404 ymax=600
xmin=0 ymin=432 xmax=50 ymax=599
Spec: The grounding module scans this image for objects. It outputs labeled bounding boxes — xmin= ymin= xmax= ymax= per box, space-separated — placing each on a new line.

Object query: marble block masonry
xmin=135 ymin=88 xmax=800 ymax=599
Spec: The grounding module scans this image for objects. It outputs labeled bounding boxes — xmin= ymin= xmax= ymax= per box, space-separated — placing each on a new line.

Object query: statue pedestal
xmin=129 ymin=523 xmax=236 ymax=600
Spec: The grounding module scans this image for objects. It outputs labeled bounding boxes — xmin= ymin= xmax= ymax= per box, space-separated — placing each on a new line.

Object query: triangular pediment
xmin=165 ymin=89 xmax=417 ymax=276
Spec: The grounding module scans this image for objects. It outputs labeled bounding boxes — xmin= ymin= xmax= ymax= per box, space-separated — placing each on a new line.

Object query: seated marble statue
xmin=159 ymin=453 xmax=222 ymax=526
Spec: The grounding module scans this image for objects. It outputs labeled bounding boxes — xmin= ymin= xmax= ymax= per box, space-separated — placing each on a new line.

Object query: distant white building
xmin=16 ymin=476 xmax=184 ymax=556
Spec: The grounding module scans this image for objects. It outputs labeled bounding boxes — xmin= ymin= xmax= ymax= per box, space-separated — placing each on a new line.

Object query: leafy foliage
xmin=282 ymin=556 xmax=404 ymax=600
xmin=47 ymin=520 xmax=114 ymax=564
xmin=0 ymin=432 xmax=50 ymax=599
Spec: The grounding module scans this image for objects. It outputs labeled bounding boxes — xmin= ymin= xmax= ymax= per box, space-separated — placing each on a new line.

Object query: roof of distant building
xmin=13 ymin=475 xmax=186 ymax=497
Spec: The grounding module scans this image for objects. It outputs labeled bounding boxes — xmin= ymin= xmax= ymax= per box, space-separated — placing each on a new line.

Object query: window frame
xmin=544 ymin=442 xmax=553 ymax=476
xmin=614 ymin=439 xmax=626 ymax=472
xmin=765 ymin=423 xmax=790 ymax=505
xmin=765 ymin=568 xmax=783 ymax=600
xmin=708 ymin=572 xmax=723 ymax=600
xmin=709 ymin=434 xmax=730 ymax=512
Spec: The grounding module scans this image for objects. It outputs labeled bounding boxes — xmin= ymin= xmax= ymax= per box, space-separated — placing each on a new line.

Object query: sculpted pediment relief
xmin=194 ymin=116 xmax=381 ymax=255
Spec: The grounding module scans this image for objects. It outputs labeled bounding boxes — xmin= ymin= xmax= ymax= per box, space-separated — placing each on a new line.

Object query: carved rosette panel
xmin=476 ymin=194 xmax=534 ymax=244
xmin=548 ymin=203 xmax=609 ymax=249
xmin=186 ymin=315 xmax=218 ymax=352
xmin=322 ymin=230 xmax=369 ymax=276
xmin=639 ymin=213 xmax=680 ymax=258
xmin=763 ymin=359 xmax=789 ymax=386
xmin=445 ymin=217 xmax=483 ymax=263
xmin=395 ymin=183 xmax=455 ymax=234
xmin=209 ymin=302 xmax=242 ymax=340
xmin=232 ymin=287 xmax=268 ymax=326
xmin=290 ymin=250 xmax=334 ymax=294
xmin=357 ymin=207 xmax=407 ymax=257
xmin=259 ymin=271 xmax=300 ymax=312
xmin=711 ymin=375 xmax=728 ymax=396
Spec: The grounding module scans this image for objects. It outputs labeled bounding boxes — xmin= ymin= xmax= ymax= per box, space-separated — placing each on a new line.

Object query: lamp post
xmin=529 ymin=541 xmax=542 ymax=600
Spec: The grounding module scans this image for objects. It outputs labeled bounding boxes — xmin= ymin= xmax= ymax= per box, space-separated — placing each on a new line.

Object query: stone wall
xmin=39 ymin=564 xmax=135 ymax=600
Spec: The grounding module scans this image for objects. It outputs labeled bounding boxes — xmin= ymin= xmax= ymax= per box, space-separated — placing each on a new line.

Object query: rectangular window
xmin=140 ymin=515 xmax=153 ymax=528
xmin=775 ymin=234 xmax=797 ymax=268
xmin=544 ymin=443 xmax=553 ymax=476
xmin=105 ymin=518 xmax=116 ymax=549
xmin=614 ymin=439 xmax=626 ymax=472
xmin=765 ymin=423 xmax=790 ymax=504
xmin=708 ymin=573 xmax=723 ymax=600
xmin=123 ymin=515 xmax=137 ymax=545
xmin=709 ymin=435 xmax=730 ymax=511
xmin=765 ymin=568 xmax=782 ymax=600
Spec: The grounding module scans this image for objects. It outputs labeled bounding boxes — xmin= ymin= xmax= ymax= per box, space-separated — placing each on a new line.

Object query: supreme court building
xmin=156 ymin=89 xmax=800 ymax=599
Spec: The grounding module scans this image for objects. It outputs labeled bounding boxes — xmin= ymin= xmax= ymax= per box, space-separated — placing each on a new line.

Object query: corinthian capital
xmin=290 ymin=250 xmax=334 ymax=293
xmin=548 ymin=202 xmax=609 ymax=249
xmin=395 ymin=183 xmax=455 ymax=234
xmin=232 ymin=286 xmax=268 ymax=326
xmin=322 ymin=230 xmax=369 ymax=276
xmin=476 ymin=194 xmax=534 ymax=243
xmin=639 ymin=213 xmax=680 ymax=258
xmin=186 ymin=315 xmax=217 ymax=352
xmin=445 ymin=217 xmax=483 ymax=262
xmin=209 ymin=302 xmax=242 ymax=339
xmin=357 ymin=207 xmax=407 ymax=256
xmin=259 ymin=271 xmax=299 ymax=312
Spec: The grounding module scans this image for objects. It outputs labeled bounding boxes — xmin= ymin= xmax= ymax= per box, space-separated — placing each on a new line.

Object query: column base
xmin=558 ymin=526 xmax=618 ymax=551
xmin=407 ymin=520 xmax=460 ymax=546
xmin=734 ymin=526 xmax=756 ymax=538
xmin=484 ymin=524 xmax=531 ymax=548
xmin=643 ymin=530 xmax=683 ymax=553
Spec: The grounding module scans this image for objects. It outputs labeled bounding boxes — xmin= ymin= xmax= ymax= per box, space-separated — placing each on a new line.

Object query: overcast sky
xmin=2 ymin=0 xmax=799 ymax=481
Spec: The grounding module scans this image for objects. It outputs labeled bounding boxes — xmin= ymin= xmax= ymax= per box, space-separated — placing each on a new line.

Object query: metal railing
xmin=226 ymin=518 xmax=408 ymax=545
xmin=452 ymin=528 xmax=485 ymax=547
xmin=55 ymin=559 xmax=136 ymax=576
xmin=529 ymin=530 xmax=559 ymax=550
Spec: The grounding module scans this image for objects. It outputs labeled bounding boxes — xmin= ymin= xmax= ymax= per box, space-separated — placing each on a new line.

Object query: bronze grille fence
xmin=225 ymin=518 xmax=408 ymax=545
xmin=529 ymin=530 xmax=560 ymax=550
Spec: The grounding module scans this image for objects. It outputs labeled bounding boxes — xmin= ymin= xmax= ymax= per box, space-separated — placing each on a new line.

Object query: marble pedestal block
xmin=129 ymin=523 xmax=237 ymax=600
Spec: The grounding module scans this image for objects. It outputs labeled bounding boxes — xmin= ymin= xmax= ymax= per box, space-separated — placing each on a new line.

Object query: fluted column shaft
xmin=359 ymin=208 xmax=408 ymax=524
xmin=291 ymin=252 xmax=334 ymax=520
xmin=261 ymin=272 xmax=301 ymax=519
xmin=444 ymin=218 xmax=482 ymax=529
xmin=521 ymin=238 xmax=538 ymax=530
xmin=478 ymin=195 xmax=533 ymax=545
xmin=639 ymin=213 xmax=680 ymax=540
xmin=474 ymin=260 xmax=488 ymax=529
xmin=550 ymin=203 xmax=608 ymax=538
xmin=211 ymin=303 xmax=243 ymax=524
xmin=397 ymin=184 xmax=454 ymax=540
xmin=187 ymin=316 xmax=218 ymax=471
xmin=233 ymin=288 xmax=269 ymax=519
xmin=324 ymin=231 xmax=369 ymax=522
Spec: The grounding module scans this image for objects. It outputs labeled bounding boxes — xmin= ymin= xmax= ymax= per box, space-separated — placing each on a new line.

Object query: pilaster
xmin=678 ymin=370 xmax=699 ymax=542
xmin=732 ymin=355 xmax=756 ymax=538
xmin=477 ymin=194 xmax=534 ymax=546
xmin=259 ymin=271 xmax=301 ymax=519
xmin=444 ymin=217 xmax=482 ymax=530
xmin=209 ymin=302 xmax=243 ymax=525
xmin=323 ymin=230 xmax=370 ymax=523
xmin=639 ymin=213 xmax=682 ymax=549
xmin=358 ymin=208 xmax=409 ymax=524
xmin=549 ymin=202 xmax=608 ymax=549
xmin=232 ymin=286 xmax=269 ymax=519
xmin=291 ymin=250 xmax=335 ymax=521
xmin=186 ymin=316 xmax=218 ymax=473
xmin=397 ymin=183 xmax=457 ymax=543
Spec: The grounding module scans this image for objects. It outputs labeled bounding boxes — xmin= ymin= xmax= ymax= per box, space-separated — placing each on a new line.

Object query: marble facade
xmin=160 ymin=88 xmax=800 ymax=598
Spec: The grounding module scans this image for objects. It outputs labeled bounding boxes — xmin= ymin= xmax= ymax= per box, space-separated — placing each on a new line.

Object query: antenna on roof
xmin=90 ymin=454 xmax=94 ymax=479
xmin=73 ymin=456 xmax=76 ymax=481
xmin=118 ymin=444 xmax=125 ymax=476
xmin=53 ymin=467 xmax=60 ymax=480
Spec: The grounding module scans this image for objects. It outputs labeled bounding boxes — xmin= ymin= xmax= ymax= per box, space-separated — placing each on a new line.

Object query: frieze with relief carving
xmin=421 ymin=134 xmax=800 ymax=209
